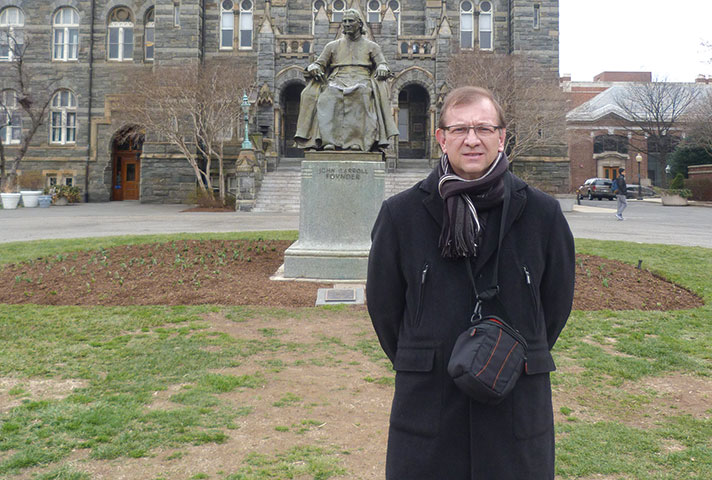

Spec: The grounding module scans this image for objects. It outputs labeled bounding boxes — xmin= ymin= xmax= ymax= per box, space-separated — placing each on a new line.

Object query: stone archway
xmin=397 ymin=84 xmax=430 ymax=159
xmin=280 ymin=83 xmax=305 ymax=158
xmin=111 ymin=127 xmax=144 ymax=201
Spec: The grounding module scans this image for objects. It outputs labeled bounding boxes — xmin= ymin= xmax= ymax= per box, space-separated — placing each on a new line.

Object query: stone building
xmin=1 ymin=0 xmax=563 ymax=204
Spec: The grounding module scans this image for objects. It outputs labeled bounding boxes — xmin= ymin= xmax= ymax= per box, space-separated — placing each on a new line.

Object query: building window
xmin=312 ymin=0 xmax=325 ymax=32
xmin=312 ymin=0 xmax=325 ymax=34
xmin=145 ymin=8 xmax=155 ymax=61
xmin=239 ymin=0 xmax=252 ymax=49
xmin=387 ymin=0 xmax=400 ymax=35
xmin=593 ymin=135 xmax=629 ymax=155
xmin=460 ymin=1 xmax=473 ymax=49
xmin=174 ymin=2 xmax=180 ymax=27
xmin=478 ymin=1 xmax=493 ymax=50
xmin=0 ymin=7 xmax=24 ymax=61
xmin=220 ymin=0 xmax=234 ymax=49
xmin=1 ymin=89 xmax=21 ymax=144
xmin=50 ymin=90 xmax=77 ymax=145
xmin=533 ymin=3 xmax=540 ymax=29
xmin=367 ymin=0 xmax=381 ymax=23
xmin=331 ymin=0 xmax=345 ymax=23
xmin=108 ymin=7 xmax=134 ymax=61
xmin=53 ymin=7 xmax=79 ymax=61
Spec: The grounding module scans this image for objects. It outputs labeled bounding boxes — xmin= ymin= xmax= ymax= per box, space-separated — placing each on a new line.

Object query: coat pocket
xmin=413 ymin=262 xmax=430 ymax=327
xmin=390 ymin=347 xmax=441 ymax=437
xmin=522 ymin=265 xmax=540 ymax=321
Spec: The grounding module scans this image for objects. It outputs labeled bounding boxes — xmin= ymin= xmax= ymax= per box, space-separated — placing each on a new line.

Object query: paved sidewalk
xmin=0 ymin=202 xmax=298 ymax=244
xmin=1 ymin=199 xmax=711 ymax=248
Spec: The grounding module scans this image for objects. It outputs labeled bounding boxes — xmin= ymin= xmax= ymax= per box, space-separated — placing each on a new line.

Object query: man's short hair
xmin=438 ymin=86 xmax=506 ymax=130
xmin=620 ymin=167 xmax=625 ymax=172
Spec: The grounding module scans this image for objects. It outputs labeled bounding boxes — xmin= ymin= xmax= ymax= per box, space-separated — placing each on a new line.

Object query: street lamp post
xmin=636 ymin=153 xmax=642 ymax=200
xmin=241 ymin=92 xmax=253 ymax=150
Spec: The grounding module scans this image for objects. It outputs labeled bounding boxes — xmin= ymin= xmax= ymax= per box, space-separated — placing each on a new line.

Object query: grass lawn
xmin=0 ymin=234 xmax=710 ymax=480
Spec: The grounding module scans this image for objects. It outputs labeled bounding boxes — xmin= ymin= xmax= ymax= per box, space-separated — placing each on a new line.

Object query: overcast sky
xmin=559 ymin=0 xmax=712 ymax=82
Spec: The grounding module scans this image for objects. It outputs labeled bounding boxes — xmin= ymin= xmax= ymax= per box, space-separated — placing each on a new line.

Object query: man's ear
xmin=435 ymin=129 xmax=447 ymax=152
xmin=497 ymin=128 xmax=506 ymax=152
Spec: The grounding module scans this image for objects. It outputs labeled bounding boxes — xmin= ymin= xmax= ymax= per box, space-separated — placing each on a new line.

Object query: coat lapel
xmin=420 ymin=169 xmax=444 ymax=227
xmin=473 ymin=174 xmax=527 ymax=276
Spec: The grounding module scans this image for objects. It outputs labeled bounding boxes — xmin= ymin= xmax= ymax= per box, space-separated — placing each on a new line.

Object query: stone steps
xmin=251 ymin=163 xmax=432 ymax=213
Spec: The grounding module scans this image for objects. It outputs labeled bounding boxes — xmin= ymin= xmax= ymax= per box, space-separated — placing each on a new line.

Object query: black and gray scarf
xmin=437 ymin=151 xmax=509 ymax=258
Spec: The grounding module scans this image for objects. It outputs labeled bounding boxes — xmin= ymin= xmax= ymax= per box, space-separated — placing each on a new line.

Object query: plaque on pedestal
xmin=283 ymin=152 xmax=385 ymax=280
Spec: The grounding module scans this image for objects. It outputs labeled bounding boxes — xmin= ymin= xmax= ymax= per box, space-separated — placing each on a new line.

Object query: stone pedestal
xmin=283 ymin=151 xmax=385 ymax=280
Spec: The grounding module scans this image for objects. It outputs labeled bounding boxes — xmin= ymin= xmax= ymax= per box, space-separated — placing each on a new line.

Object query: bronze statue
xmin=294 ymin=9 xmax=398 ymax=152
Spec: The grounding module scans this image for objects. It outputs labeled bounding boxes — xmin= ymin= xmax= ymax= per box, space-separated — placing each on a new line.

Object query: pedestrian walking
xmin=614 ymin=168 xmax=628 ymax=220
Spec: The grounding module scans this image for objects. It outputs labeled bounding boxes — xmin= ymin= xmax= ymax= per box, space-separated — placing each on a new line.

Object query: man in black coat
xmin=366 ymin=86 xmax=575 ymax=479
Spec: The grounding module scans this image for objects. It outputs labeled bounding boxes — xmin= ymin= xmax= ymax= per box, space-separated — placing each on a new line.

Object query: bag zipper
xmin=484 ymin=316 xmax=528 ymax=351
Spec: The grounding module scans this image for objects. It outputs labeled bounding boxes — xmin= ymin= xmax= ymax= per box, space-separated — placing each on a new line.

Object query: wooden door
xmin=113 ymin=151 xmax=140 ymax=200
xmin=604 ymin=166 xmax=620 ymax=180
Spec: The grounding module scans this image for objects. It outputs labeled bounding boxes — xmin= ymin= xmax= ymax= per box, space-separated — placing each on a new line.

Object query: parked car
xmin=576 ymin=178 xmax=615 ymax=200
xmin=625 ymin=184 xmax=657 ymax=199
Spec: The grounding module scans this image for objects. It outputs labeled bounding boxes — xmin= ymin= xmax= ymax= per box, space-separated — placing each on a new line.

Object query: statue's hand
xmin=375 ymin=65 xmax=390 ymax=80
xmin=307 ymin=63 xmax=325 ymax=83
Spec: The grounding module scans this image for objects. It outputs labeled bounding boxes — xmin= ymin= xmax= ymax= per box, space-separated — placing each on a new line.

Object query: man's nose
xmin=463 ymin=128 xmax=482 ymax=146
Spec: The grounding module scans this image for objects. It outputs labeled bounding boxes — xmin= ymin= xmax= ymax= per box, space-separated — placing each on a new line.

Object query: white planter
xmin=20 ymin=190 xmax=43 ymax=208
xmin=38 ymin=194 xmax=53 ymax=208
xmin=661 ymin=194 xmax=688 ymax=206
xmin=1 ymin=192 xmax=22 ymax=209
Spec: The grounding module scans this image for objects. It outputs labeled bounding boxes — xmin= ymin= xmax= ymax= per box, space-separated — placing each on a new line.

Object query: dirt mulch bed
xmin=0 ymin=239 xmax=703 ymax=310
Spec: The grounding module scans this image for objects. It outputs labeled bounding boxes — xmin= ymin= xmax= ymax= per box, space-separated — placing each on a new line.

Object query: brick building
xmin=1 ymin=0 xmax=564 ymax=204
xmin=564 ymin=72 xmax=711 ymax=191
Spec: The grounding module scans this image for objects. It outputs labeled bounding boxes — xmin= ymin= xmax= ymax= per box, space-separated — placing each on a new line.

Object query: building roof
xmin=566 ymin=83 xmax=711 ymax=123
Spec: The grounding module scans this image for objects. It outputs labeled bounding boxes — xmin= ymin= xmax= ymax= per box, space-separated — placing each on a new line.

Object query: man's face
xmin=435 ymin=99 xmax=506 ymax=180
xmin=342 ymin=13 xmax=360 ymax=36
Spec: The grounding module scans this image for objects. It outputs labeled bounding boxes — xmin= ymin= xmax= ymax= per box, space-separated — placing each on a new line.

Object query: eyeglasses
xmin=442 ymin=124 xmax=502 ymax=138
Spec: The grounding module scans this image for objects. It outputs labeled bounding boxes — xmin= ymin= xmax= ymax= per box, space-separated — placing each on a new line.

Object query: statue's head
xmin=342 ymin=9 xmax=366 ymax=35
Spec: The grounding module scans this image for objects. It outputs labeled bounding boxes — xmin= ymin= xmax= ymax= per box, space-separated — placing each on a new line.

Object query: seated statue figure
xmin=294 ymin=9 xmax=398 ymax=152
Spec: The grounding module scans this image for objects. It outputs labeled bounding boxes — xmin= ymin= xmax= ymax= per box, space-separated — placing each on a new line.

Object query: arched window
xmin=53 ymin=7 xmax=79 ymax=61
xmin=239 ymin=0 xmax=252 ymax=49
xmin=50 ymin=90 xmax=77 ymax=145
xmin=0 ymin=7 xmax=24 ymax=61
xmin=220 ymin=0 xmax=234 ymax=50
xmin=1 ymin=89 xmax=21 ymax=144
xmin=108 ymin=7 xmax=134 ymax=61
xmin=387 ymin=0 xmax=400 ymax=35
xmin=331 ymin=0 xmax=345 ymax=23
xmin=367 ymin=0 xmax=381 ymax=23
xmin=312 ymin=0 xmax=325 ymax=34
xmin=460 ymin=1 xmax=473 ymax=49
xmin=478 ymin=1 xmax=493 ymax=50
xmin=144 ymin=8 xmax=155 ymax=61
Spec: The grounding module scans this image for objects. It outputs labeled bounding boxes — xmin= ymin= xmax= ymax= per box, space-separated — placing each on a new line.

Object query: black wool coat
xmin=366 ymin=169 xmax=575 ymax=480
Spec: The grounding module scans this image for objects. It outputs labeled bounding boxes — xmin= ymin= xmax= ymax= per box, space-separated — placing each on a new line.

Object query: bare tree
xmin=685 ymin=88 xmax=712 ymax=156
xmin=0 ymin=34 xmax=55 ymax=192
xmin=121 ymin=61 xmax=255 ymax=203
xmin=612 ymin=81 xmax=700 ymax=187
xmin=446 ymin=52 xmax=566 ymax=165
